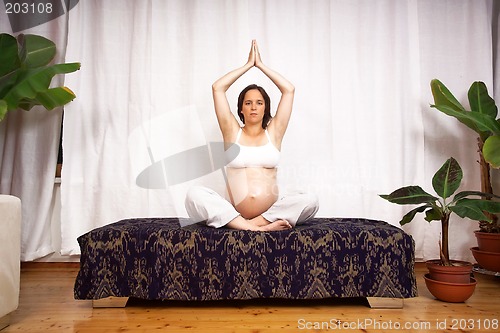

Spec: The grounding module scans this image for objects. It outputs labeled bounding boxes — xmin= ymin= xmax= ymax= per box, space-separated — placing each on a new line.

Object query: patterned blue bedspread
xmin=74 ymin=218 xmax=417 ymax=300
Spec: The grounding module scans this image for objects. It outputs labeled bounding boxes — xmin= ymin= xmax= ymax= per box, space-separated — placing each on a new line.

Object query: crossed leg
xmin=185 ymin=186 xmax=319 ymax=230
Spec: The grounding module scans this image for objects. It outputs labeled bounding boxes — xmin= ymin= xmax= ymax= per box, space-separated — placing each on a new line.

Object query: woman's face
xmin=241 ymin=89 xmax=265 ymax=125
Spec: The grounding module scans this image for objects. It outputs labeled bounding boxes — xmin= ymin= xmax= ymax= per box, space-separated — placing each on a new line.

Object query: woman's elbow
xmin=212 ymin=82 xmax=227 ymax=93
xmin=284 ymin=85 xmax=295 ymax=95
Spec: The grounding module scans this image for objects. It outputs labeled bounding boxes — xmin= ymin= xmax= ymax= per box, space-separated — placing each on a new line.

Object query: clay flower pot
xmin=424 ymin=274 xmax=477 ymax=303
xmin=474 ymin=231 xmax=500 ymax=253
xmin=426 ymin=259 xmax=473 ymax=284
xmin=471 ymin=247 xmax=500 ymax=272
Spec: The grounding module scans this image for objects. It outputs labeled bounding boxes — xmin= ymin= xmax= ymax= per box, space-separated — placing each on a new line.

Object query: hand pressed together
xmin=246 ymin=39 xmax=264 ymax=68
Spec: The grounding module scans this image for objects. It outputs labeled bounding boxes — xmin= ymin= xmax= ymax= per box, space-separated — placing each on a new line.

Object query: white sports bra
xmin=225 ymin=128 xmax=280 ymax=169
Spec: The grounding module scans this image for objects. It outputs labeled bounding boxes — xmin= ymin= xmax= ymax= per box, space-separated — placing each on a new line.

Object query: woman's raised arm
xmin=212 ymin=42 xmax=256 ymax=142
xmin=254 ymin=41 xmax=295 ymax=147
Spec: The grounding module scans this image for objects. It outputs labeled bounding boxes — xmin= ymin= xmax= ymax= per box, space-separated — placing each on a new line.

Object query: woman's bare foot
xmin=226 ymin=215 xmax=291 ymax=231
xmin=248 ymin=215 xmax=271 ymax=227
xmin=248 ymin=216 xmax=292 ymax=231
xmin=259 ymin=219 xmax=292 ymax=231
xmin=226 ymin=215 xmax=261 ymax=231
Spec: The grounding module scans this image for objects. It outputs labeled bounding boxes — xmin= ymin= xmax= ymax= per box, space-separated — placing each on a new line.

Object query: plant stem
xmin=440 ymin=213 xmax=450 ymax=266
xmin=477 ymin=138 xmax=499 ymax=232
xmin=478 ymin=139 xmax=493 ymax=194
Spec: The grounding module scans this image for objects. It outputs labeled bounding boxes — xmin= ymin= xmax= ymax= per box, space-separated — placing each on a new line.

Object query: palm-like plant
xmin=431 ymin=79 xmax=500 ymax=168
xmin=430 ymin=79 xmax=499 ymax=233
xmin=380 ymin=157 xmax=500 ymax=266
xmin=0 ymin=33 xmax=80 ymax=122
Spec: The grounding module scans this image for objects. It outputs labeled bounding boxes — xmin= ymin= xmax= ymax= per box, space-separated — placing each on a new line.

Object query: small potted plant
xmin=430 ymin=79 xmax=500 ymax=272
xmin=380 ymin=157 xmax=500 ymax=302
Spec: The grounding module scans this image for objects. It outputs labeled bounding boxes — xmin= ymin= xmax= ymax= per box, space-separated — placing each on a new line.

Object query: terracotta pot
xmin=424 ymin=274 xmax=476 ymax=303
xmin=471 ymin=247 xmax=500 ymax=272
xmin=474 ymin=231 xmax=500 ymax=253
xmin=426 ymin=259 xmax=472 ymax=284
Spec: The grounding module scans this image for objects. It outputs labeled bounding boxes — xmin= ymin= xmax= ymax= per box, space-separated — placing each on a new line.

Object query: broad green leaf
xmin=455 ymin=198 xmax=500 ymax=214
xmin=450 ymin=205 xmax=491 ymax=222
xmin=468 ymin=81 xmax=498 ymax=119
xmin=432 ymin=157 xmax=462 ymax=200
xmin=17 ymin=34 xmax=56 ymax=68
xmin=0 ymin=100 xmax=7 ymax=121
xmin=450 ymin=198 xmax=500 ymax=222
xmin=483 ymin=135 xmax=500 ymax=168
xmin=453 ymin=190 xmax=500 ymax=202
xmin=424 ymin=207 xmax=443 ymax=222
xmin=33 ymin=87 xmax=76 ymax=110
xmin=2 ymin=62 xmax=80 ymax=110
xmin=380 ymin=186 xmax=438 ymax=205
xmin=430 ymin=79 xmax=466 ymax=112
xmin=0 ymin=33 xmax=20 ymax=77
xmin=431 ymin=104 xmax=500 ymax=135
xmin=0 ymin=70 xmax=20 ymax=98
xmin=0 ymin=33 xmax=79 ymax=122
xmin=400 ymin=205 xmax=430 ymax=226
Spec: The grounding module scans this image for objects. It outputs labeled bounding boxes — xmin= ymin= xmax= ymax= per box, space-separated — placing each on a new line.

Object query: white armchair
xmin=0 ymin=195 xmax=21 ymax=330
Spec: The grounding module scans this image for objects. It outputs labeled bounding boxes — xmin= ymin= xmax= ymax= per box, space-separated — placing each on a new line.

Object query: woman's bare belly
xmin=225 ymin=167 xmax=278 ymax=219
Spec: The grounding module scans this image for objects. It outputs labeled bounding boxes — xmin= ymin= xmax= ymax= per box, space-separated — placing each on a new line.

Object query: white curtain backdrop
xmin=2 ymin=0 xmax=496 ymax=261
xmin=0 ymin=4 xmax=70 ymax=261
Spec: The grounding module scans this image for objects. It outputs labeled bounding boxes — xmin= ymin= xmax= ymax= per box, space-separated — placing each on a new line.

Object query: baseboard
xmin=21 ymin=262 xmax=80 ymax=269
xmin=32 ymin=252 xmax=80 ymax=263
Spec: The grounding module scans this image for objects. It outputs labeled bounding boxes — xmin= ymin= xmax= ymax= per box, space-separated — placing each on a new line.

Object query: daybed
xmin=74 ymin=217 xmax=417 ymax=308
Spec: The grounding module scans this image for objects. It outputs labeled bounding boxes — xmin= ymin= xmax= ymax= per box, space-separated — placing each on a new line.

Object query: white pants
xmin=184 ymin=186 xmax=319 ymax=228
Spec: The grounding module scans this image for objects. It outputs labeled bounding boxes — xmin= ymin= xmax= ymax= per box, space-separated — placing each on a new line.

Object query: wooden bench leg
xmin=0 ymin=314 xmax=11 ymax=331
xmin=366 ymin=297 xmax=404 ymax=309
xmin=92 ymin=296 xmax=129 ymax=308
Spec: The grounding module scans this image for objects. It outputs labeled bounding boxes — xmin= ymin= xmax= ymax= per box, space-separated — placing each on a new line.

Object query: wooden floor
xmin=2 ymin=263 xmax=499 ymax=332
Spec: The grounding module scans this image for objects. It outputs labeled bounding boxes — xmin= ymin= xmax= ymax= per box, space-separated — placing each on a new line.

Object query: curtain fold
xmin=1 ymin=0 xmax=496 ymax=261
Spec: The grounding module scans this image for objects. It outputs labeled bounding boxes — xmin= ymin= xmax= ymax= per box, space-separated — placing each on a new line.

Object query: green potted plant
xmin=380 ymin=157 xmax=500 ymax=302
xmin=0 ymin=33 xmax=79 ymax=330
xmin=430 ymin=79 xmax=500 ymax=271
xmin=0 ymin=33 xmax=80 ymax=122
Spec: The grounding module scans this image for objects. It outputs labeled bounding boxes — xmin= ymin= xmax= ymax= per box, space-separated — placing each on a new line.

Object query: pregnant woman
xmin=185 ymin=40 xmax=318 ymax=231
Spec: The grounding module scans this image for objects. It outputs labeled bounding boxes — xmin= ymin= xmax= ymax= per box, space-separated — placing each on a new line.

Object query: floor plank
xmin=2 ymin=263 xmax=499 ymax=332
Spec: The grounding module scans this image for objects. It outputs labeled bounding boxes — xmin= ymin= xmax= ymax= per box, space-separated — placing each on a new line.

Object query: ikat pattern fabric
xmin=74 ymin=218 xmax=417 ymax=300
